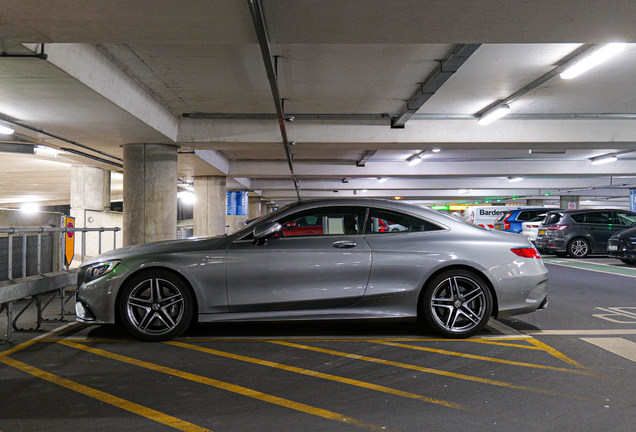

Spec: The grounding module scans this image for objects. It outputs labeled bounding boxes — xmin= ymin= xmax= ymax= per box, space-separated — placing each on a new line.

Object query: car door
xmin=226 ymin=205 xmax=372 ymax=312
xmin=585 ymin=210 xmax=615 ymax=252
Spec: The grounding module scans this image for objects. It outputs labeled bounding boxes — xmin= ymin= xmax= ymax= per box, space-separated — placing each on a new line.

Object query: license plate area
xmin=538 ymin=229 xmax=546 ymax=235
xmin=608 ymin=245 xmax=618 ymax=251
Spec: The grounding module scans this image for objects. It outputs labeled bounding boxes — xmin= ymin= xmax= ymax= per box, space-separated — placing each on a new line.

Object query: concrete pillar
xmin=70 ymin=165 xmax=122 ymax=260
xmin=559 ymin=195 xmax=580 ymax=211
xmin=526 ymin=199 xmax=543 ymax=206
xmin=193 ymin=176 xmax=226 ymax=237
xmin=123 ymin=144 xmax=178 ymax=246
xmin=264 ymin=204 xmax=275 ymax=215
xmin=248 ymin=196 xmax=261 ymax=219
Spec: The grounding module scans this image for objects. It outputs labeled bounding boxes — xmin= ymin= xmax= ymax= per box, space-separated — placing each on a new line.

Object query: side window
xmin=615 ymin=212 xmax=636 ymax=226
xmin=585 ymin=211 xmax=612 ymax=224
xmin=570 ymin=213 xmax=585 ymax=223
xmin=276 ymin=206 xmax=366 ymax=237
xmin=366 ymin=208 xmax=442 ymax=234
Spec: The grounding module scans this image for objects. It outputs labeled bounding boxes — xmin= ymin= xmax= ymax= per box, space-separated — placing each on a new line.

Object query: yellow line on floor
xmin=0 ymin=340 xmax=37 ymax=358
xmin=463 ymin=339 xmax=541 ymax=350
xmin=373 ymin=341 xmax=590 ymax=375
xmin=59 ymin=340 xmax=397 ymax=432
xmin=270 ymin=341 xmax=583 ymax=399
xmin=0 ymin=355 xmax=209 ymax=432
xmin=526 ymin=339 xmax=587 ymax=369
xmin=167 ymin=341 xmax=471 ymax=411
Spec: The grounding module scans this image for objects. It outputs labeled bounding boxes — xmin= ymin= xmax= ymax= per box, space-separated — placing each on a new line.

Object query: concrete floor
xmin=1 ymin=259 xmax=636 ymax=432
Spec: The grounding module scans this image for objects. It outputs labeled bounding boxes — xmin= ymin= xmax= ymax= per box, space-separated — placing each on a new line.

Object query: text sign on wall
xmin=631 ymin=189 xmax=636 ymax=213
xmin=61 ymin=215 xmax=75 ymax=266
xmin=226 ymin=191 xmax=248 ymax=216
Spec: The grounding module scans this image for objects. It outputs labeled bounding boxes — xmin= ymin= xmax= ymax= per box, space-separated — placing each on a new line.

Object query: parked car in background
xmin=76 ymin=199 xmax=549 ymax=341
xmin=535 ymin=209 xmax=636 ymax=258
xmin=608 ymin=225 xmax=636 ymax=265
xmin=521 ymin=214 xmax=548 ymax=242
xmin=463 ymin=206 xmax=518 ymax=229
xmin=493 ymin=208 xmax=557 ymax=234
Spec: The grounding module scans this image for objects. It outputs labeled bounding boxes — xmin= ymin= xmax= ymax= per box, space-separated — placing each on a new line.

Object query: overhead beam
xmin=356 ymin=150 xmax=377 ymax=167
xmin=230 ymin=159 xmax=636 ymax=178
xmin=392 ymin=44 xmax=481 ymax=128
xmin=247 ymin=0 xmax=300 ymax=201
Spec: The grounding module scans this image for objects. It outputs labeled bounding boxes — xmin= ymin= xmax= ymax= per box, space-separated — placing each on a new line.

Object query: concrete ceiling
xmin=1 ymin=0 xmax=636 ymax=208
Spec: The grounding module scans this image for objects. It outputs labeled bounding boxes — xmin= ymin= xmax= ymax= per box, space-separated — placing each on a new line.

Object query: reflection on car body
xmin=76 ymin=199 xmax=549 ymax=341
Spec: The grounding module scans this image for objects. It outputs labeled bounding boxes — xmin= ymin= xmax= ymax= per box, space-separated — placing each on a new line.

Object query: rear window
xmin=517 ymin=210 xmax=546 ymax=221
xmin=543 ymin=212 xmax=563 ymax=225
xmin=569 ymin=213 xmax=585 ymax=223
xmin=528 ymin=214 xmax=547 ymax=222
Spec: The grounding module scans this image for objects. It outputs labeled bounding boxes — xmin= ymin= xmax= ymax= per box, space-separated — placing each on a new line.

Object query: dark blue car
xmin=493 ymin=208 xmax=557 ymax=234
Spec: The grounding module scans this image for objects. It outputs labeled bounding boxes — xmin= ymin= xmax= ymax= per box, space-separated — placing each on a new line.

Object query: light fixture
xmin=459 ymin=189 xmax=469 ymax=194
xmin=0 ymin=123 xmax=14 ymax=135
xmin=378 ymin=177 xmax=388 ymax=183
xmin=508 ymin=177 xmax=523 ymax=183
xmin=432 ymin=148 xmax=441 ymax=153
xmin=560 ymin=43 xmax=626 ymax=80
xmin=20 ymin=203 xmax=40 ymax=213
xmin=177 ymin=191 xmax=196 ymax=204
xmin=478 ymin=103 xmax=511 ymax=126
xmin=590 ymin=154 xmax=618 ymax=165
xmin=407 ymin=153 xmax=423 ymax=166
xmin=361 ymin=189 xmax=368 ymax=193
xmin=34 ymin=145 xmax=61 ymax=157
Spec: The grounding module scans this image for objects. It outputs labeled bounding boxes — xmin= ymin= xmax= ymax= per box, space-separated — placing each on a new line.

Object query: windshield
xmin=542 ymin=212 xmax=563 ymax=226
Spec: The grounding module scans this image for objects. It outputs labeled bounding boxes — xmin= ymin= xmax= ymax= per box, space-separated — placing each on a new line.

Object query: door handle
xmin=332 ymin=240 xmax=357 ymax=248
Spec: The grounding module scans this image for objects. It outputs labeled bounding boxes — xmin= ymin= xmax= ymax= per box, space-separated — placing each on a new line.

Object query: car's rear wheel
xmin=568 ymin=238 xmax=590 ymax=258
xmin=421 ymin=270 xmax=493 ymax=338
xmin=119 ymin=270 xmax=193 ymax=342
xmin=620 ymin=259 xmax=636 ymax=266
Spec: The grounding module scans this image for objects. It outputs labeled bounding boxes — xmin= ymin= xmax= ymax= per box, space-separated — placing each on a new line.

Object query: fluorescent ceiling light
xmin=361 ymin=189 xmax=368 ymax=193
xmin=560 ymin=43 xmax=626 ymax=80
xmin=0 ymin=123 xmax=14 ymax=135
xmin=432 ymin=148 xmax=441 ymax=153
xmin=508 ymin=177 xmax=523 ymax=183
xmin=34 ymin=145 xmax=61 ymax=157
xmin=478 ymin=104 xmax=510 ymax=126
xmin=378 ymin=177 xmax=387 ymax=183
xmin=407 ymin=153 xmax=423 ymax=166
xmin=21 ymin=203 xmax=40 ymax=213
xmin=177 ymin=191 xmax=196 ymax=204
xmin=459 ymin=189 xmax=469 ymax=194
xmin=590 ymin=154 xmax=618 ymax=165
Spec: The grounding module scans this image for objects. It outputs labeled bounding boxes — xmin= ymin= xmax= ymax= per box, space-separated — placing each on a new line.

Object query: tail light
xmin=503 ymin=213 xmax=512 ymax=230
xmin=511 ymin=248 xmax=541 ymax=259
xmin=547 ymin=225 xmax=569 ymax=231
xmin=527 ymin=224 xmax=540 ymax=228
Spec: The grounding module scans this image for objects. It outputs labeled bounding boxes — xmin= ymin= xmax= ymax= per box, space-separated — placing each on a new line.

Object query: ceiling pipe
xmin=247 ymin=0 xmax=301 ymax=201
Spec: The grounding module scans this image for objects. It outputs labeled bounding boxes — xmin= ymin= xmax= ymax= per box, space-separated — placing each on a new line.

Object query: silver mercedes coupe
xmin=75 ymin=199 xmax=549 ymax=341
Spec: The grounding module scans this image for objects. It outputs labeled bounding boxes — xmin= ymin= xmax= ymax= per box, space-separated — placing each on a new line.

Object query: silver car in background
xmin=75 ymin=199 xmax=549 ymax=341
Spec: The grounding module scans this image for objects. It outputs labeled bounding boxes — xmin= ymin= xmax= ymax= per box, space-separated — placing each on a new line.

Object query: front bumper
xmin=607 ymin=239 xmax=636 ymax=259
xmin=75 ymin=262 xmax=133 ymax=324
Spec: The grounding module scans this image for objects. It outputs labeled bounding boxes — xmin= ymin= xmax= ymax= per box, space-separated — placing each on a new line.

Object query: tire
xmin=118 ymin=270 xmax=194 ymax=342
xmin=420 ymin=269 xmax=493 ymax=338
xmin=567 ymin=238 xmax=590 ymax=258
xmin=620 ymin=259 xmax=636 ymax=266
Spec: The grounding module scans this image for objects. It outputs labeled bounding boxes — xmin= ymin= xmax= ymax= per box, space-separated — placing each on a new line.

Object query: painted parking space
xmin=2 ymin=323 xmax=634 ymax=432
xmin=542 ymin=256 xmax=636 ymax=277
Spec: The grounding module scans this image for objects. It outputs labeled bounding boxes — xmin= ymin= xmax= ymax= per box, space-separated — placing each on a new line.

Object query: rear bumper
xmin=535 ymin=237 xmax=566 ymax=253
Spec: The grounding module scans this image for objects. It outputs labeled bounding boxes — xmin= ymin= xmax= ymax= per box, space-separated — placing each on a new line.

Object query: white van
xmin=463 ymin=206 xmax=521 ymax=229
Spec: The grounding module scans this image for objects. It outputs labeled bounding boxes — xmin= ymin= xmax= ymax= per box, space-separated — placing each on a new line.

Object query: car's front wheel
xmin=119 ymin=270 xmax=193 ymax=341
xmin=568 ymin=238 xmax=590 ymax=258
xmin=421 ymin=270 xmax=493 ymax=338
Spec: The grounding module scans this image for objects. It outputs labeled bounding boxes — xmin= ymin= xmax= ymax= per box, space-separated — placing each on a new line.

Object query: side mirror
xmin=253 ymin=222 xmax=282 ymax=240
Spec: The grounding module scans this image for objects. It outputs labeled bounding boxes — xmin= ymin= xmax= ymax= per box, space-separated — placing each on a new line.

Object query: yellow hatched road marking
xmin=167 ymin=341 xmax=471 ymax=411
xmin=59 ymin=340 xmax=398 ymax=432
xmin=0 ymin=356 xmax=209 ymax=432
xmin=526 ymin=339 xmax=587 ymax=369
xmin=374 ymin=341 xmax=590 ymax=375
xmin=0 ymin=340 xmax=37 ymax=358
xmin=270 ymin=341 xmax=586 ymax=399
xmin=463 ymin=339 xmax=542 ymax=350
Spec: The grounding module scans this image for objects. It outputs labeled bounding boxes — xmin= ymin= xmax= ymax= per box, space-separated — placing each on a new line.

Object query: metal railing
xmin=1 ymin=226 xmax=121 ymax=342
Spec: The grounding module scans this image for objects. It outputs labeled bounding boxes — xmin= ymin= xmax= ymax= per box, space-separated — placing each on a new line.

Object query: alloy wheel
xmin=126 ymin=278 xmax=185 ymax=336
xmin=429 ymin=276 xmax=488 ymax=334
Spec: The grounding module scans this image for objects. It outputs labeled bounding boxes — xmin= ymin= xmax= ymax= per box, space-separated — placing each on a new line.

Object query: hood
xmin=611 ymin=226 xmax=636 ymax=240
xmin=81 ymin=235 xmax=226 ymax=267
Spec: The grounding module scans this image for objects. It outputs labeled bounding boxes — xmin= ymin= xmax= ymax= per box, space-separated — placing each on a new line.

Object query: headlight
xmin=84 ymin=260 xmax=121 ymax=283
